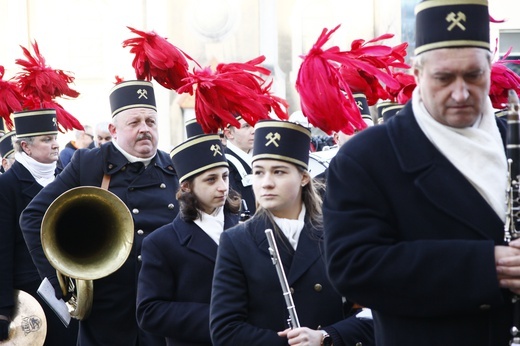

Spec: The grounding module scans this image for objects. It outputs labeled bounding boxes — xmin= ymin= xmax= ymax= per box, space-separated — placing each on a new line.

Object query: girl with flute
xmin=136 ymin=133 xmax=240 ymax=345
xmin=210 ymin=119 xmax=374 ymax=346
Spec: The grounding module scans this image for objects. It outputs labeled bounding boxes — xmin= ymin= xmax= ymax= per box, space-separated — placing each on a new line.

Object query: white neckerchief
xmin=15 ymin=151 xmax=56 ymax=187
xmin=112 ymin=140 xmax=154 ymax=167
xmin=193 ymin=207 xmax=225 ymax=245
xmin=272 ymin=204 xmax=306 ymax=250
xmin=412 ymin=87 xmax=507 ymax=221
xmin=226 ymin=141 xmax=252 ymax=169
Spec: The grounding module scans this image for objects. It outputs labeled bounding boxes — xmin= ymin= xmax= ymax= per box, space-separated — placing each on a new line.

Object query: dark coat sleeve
xmin=20 ymin=156 xmax=84 ymax=294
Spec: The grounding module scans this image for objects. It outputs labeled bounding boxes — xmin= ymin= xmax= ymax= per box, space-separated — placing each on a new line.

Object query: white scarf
xmin=194 ymin=207 xmax=225 ymax=245
xmin=412 ymin=87 xmax=507 ymax=221
xmin=112 ymin=141 xmax=154 ymax=167
xmin=272 ymin=204 xmax=306 ymax=250
xmin=226 ymin=141 xmax=252 ymax=168
xmin=15 ymin=151 xmax=56 ymax=187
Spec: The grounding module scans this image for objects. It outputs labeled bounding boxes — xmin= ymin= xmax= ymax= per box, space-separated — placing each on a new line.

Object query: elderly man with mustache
xmin=21 ymin=80 xmax=180 ymax=346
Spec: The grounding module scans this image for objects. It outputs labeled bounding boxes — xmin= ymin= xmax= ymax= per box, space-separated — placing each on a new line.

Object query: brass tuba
xmin=41 ymin=186 xmax=134 ymax=320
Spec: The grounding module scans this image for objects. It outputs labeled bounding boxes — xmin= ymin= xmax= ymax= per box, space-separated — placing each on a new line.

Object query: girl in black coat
xmin=137 ymin=134 xmax=240 ymax=346
xmin=210 ymin=120 xmax=374 ymax=346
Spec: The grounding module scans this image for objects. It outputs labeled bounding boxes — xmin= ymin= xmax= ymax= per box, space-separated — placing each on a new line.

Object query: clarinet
xmin=505 ymin=89 xmax=520 ymax=346
xmin=265 ymin=229 xmax=301 ymax=329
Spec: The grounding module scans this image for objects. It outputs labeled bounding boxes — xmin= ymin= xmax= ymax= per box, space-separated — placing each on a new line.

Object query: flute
xmin=265 ymin=229 xmax=300 ymax=329
xmin=505 ymin=89 xmax=520 ymax=346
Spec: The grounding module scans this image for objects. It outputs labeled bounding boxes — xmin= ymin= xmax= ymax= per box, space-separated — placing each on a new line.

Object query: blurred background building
xmin=0 ymin=0 xmax=518 ymax=151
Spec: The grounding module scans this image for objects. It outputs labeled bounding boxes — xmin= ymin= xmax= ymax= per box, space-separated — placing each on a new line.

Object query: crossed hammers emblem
xmin=210 ymin=144 xmax=222 ymax=156
xmin=265 ymin=132 xmax=281 ymax=147
xmin=52 ymin=117 xmax=57 ymax=128
xmin=137 ymin=89 xmax=148 ymax=99
xmin=446 ymin=11 xmax=466 ymax=31
xmin=356 ymin=100 xmax=363 ymax=111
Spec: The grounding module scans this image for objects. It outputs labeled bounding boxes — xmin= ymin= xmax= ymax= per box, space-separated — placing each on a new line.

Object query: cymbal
xmin=1 ymin=290 xmax=47 ymax=345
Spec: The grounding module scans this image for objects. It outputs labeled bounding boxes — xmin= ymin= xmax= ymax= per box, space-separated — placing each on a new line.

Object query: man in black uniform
xmin=223 ymin=115 xmax=256 ymax=217
xmin=21 ymin=80 xmax=180 ymax=345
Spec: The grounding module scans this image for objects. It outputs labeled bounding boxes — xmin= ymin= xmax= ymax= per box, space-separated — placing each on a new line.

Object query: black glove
xmin=49 ymin=276 xmax=72 ymax=301
xmin=0 ymin=318 xmax=10 ymax=341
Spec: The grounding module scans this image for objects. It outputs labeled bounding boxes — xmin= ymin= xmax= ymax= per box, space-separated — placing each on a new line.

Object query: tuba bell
xmin=41 ymin=186 xmax=134 ymax=320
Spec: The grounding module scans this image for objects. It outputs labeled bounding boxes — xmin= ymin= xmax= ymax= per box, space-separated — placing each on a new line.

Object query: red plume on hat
xmin=123 ymin=26 xmax=194 ymax=92
xmin=296 ymin=25 xmax=358 ymax=135
xmin=14 ymin=41 xmax=83 ymax=132
xmin=177 ymin=55 xmax=288 ymax=134
xmin=490 ymin=46 xmax=520 ymax=110
xmin=0 ymin=66 xmax=23 ymax=130
xmin=338 ymin=34 xmax=409 ymax=106
xmin=385 ymin=71 xmax=416 ymax=105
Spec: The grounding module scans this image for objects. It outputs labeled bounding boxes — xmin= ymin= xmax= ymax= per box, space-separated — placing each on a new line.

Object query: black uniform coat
xmin=323 ymin=102 xmax=512 ymax=346
xmin=0 ymin=161 xmax=78 ymax=345
xmin=210 ymin=214 xmax=374 ymax=346
xmin=20 ymin=143 xmax=180 ymax=346
xmin=225 ymin=147 xmax=256 ymax=215
xmin=137 ymin=209 xmax=239 ymax=346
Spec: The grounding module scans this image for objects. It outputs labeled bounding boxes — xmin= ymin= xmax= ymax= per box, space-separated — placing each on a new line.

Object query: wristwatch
xmin=320 ymin=330 xmax=333 ymax=346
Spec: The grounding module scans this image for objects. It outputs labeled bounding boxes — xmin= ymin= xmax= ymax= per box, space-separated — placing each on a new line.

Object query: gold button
xmin=168 ymin=203 xmax=175 ymax=210
xmin=314 ymin=284 xmax=323 ymax=292
xmin=290 ymin=287 xmax=295 ymax=294
xmin=137 ymin=229 xmax=144 ymax=235
xmin=160 ymin=183 xmax=166 ymax=189
xmin=355 ymin=343 xmax=363 ymax=346
xmin=121 ymin=166 xmax=126 ymax=171
xmin=132 ymin=208 xmax=139 ymax=214
xmin=108 ymin=164 xmax=114 ymax=169
xmin=137 ymin=255 xmax=142 ymax=262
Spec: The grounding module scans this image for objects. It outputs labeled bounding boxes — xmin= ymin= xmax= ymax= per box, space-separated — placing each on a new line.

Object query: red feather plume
xmin=15 ymin=41 xmax=79 ymax=101
xmin=177 ymin=56 xmax=288 ymax=134
xmin=296 ymin=25 xmax=368 ymax=135
xmin=0 ymin=66 xmax=23 ymax=130
xmin=338 ymin=34 xmax=409 ymax=106
xmin=14 ymin=41 xmax=83 ymax=132
xmin=385 ymin=71 xmax=416 ymax=104
xmin=114 ymin=75 xmax=125 ymax=85
xmin=490 ymin=47 xmax=520 ymax=110
xmin=123 ymin=26 xmax=195 ymax=92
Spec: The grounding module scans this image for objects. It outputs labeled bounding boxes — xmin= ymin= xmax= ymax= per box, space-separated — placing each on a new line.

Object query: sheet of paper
xmin=37 ymin=277 xmax=71 ymax=327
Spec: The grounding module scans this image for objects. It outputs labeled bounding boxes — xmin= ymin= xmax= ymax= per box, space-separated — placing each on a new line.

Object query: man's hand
xmin=496 ymin=239 xmax=520 ymax=295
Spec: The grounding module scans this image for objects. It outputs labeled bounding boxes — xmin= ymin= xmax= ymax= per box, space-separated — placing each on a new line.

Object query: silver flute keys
xmin=265 ymin=229 xmax=300 ymax=329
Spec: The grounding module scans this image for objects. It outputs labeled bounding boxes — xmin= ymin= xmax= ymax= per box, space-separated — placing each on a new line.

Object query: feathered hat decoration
xmin=296 ymin=25 xmax=405 ymax=135
xmin=490 ymin=46 xmax=520 ymax=110
xmin=0 ymin=66 xmax=24 ymax=130
xmin=338 ymin=34 xmax=409 ymax=107
xmin=14 ymin=41 xmax=83 ymax=132
xmin=177 ymin=55 xmax=288 ymax=134
xmin=122 ymin=26 xmax=195 ymax=92
xmin=385 ymin=70 xmax=416 ymax=105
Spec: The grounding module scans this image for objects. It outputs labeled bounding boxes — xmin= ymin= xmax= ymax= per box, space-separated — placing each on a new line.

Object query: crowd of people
xmin=1 ymin=1 xmax=520 ymax=345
